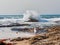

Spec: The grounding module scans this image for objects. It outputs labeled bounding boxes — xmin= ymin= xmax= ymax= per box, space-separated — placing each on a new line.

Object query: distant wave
xmin=0 ymin=15 xmax=23 ymax=19
xmin=40 ymin=15 xmax=60 ymax=22
xmin=23 ymin=10 xmax=60 ymax=22
xmin=0 ymin=11 xmax=60 ymax=23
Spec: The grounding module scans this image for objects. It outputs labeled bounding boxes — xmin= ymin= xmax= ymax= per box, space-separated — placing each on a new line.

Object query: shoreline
xmin=0 ymin=24 xmax=60 ymax=45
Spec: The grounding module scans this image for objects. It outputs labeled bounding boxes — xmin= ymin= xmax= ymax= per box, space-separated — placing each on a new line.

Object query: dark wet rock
xmin=0 ymin=42 xmax=6 ymax=45
xmin=0 ymin=23 xmax=31 ymax=27
xmin=11 ymin=27 xmax=47 ymax=34
xmin=27 ymin=18 xmax=39 ymax=22
xmin=11 ymin=28 xmax=34 ymax=33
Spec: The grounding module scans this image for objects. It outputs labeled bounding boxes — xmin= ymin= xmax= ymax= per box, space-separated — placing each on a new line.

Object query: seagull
xmin=34 ymin=28 xmax=37 ymax=34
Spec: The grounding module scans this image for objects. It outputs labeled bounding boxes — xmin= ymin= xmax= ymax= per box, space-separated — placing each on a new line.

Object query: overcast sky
xmin=0 ymin=0 xmax=60 ymax=14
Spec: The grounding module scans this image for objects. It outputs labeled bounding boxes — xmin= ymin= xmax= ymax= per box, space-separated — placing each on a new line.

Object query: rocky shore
xmin=0 ymin=25 xmax=60 ymax=45
xmin=30 ymin=25 xmax=60 ymax=45
xmin=0 ymin=23 xmax=31 ymax=27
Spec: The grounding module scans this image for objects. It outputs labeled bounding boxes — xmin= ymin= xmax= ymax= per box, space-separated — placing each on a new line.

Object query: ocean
xmin=0 ymin=14 xmax=60 ymax=39
xmin=0 ymin=15 xmax=60 ymax=20
xmin=39 ymin=15 xmax=60 ymax=22
xmin=0 ymin=15 xmax=23 ymax=19
xmin=0 ymin=15 xmax=60 ymax=23
xmin=40 ymin=15 xmax=60 ymax=19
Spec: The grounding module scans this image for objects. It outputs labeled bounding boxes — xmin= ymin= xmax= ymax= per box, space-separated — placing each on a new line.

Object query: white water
xmin=0 ymin=27 xmax=35 ymax=39
xmin=0 ymin=10 xmax=60 ymax=23
xmin=44 ymin=18 xmax=60 ymax=22
xmin=0 ymin=22 xmax=57 ymax=39
xmin=23 ymin=10 xmax=39 ymax=21
xmin=0 ymin=10 xmax=60 ymax=39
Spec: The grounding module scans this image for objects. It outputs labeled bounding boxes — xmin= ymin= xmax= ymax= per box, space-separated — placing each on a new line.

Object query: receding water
xmin=0 ymin=27 xmax=36 ymax=39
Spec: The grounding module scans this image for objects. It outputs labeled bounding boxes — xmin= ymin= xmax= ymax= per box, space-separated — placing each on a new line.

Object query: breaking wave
xmin=0 ymin=10 xmax=60 ymax=22
xmin=23 ymin=10 xmax=60 ymax=22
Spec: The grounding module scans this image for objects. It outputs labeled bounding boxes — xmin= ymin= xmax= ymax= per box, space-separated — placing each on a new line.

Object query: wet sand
xmin=14 ymin=40 xmax=30 ymax=45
